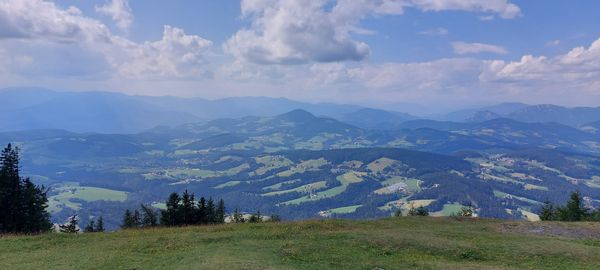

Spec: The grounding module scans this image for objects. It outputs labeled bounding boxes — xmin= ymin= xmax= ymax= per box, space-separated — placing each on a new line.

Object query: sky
xmin=0 ymin=0 xmax=599 ymax=113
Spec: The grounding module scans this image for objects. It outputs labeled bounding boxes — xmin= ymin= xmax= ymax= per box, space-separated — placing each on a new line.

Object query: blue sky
xmin=1 ymin=0 xmax=599 ymax=112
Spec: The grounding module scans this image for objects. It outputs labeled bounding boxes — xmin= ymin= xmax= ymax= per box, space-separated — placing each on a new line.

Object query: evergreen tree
xmin=59 ymin=215 xmax=79 ymax=233
xmin=94 ymin=216 xmax=105 ymax=232
xmin=122 ymin=209 xmax=136 ymax=229
xmin=133 ymin=209 xmax=142 ymax=228
xmin=539 ymin=201 xmax=556 ymax=221
xmin=0 ymin=144 xmax=51 ymax=233
xmin=21 ymin=178 xmax=52 ymax=232
xmin=206 ymin=198 xmax=216 ymax=224
xmin=215 ymin=199 xmax=226 ymax=224
xmin=408 ymin=205 xmax=429 ymax=216
xmin=140 ymin=204 xmax=158 ymax=227
xmin=197 ymin=197 xmax=207 ymax=224
xmin=161 ymin=192 xmax=182 ymax=226
xmin=84 ymin=219 xmax=96 ymax=233
xmin=559 ymin=191 xmax=587 ymax=221
xmin=181 ymin=190 xmax=195 ymax=225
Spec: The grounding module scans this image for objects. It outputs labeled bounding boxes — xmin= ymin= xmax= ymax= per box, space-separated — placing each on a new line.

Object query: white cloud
xmin=0 ymin=0 xmax=110 ymax=42
xmin=224 ymin=0 xmax=371 ymax=65
xmin=225 ymin=0 xmax=521 ymax=65
xmin=0 ymin=0 xmax=212 ymax=79
xmin=407 ymin=0 xmax=521 ymax=19
xmin=110 ymin=26 xmax=213 ymax=79
xmin=481 ymin=38 xmax=600 ymax=86
xmin=95 ymin=0 xmax=133 ymax=33
xmin=452 ymin=41 xmax=508 ymax=55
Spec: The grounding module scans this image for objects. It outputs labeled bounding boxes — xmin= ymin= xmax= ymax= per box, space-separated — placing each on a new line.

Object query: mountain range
xmin=3 ymin=87 xmax=600 ymax=133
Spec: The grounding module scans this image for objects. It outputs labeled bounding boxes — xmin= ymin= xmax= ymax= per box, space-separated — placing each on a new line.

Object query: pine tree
xmin=0 ymin=144 xmax=23 ymax=233
xmin=197 ymin=197 xmax=207 ymax=224
xmin=140 ymin=204 xmax=158 ymax=227
xmin=0 ymin=144 xmax=51 ymax=233
xmin=215 ymin=199 xmax=226 ymax=224
xmin=160 ymin=192 xmax=181 ymax=226
xmin=84 ymin=219 xmax=96 ymax=232
xmin=181 ymin=190 xmax=195 ymax=225
xmin=133 ymin=209 xmax=142 ymax=228
xmin=206 ymin=198 xmax=216 ymax=224
xmin=122 ymin=209 xmax=136 ymax=229
xmin=94 ymin=216 xmax=105 ymax=232
xmin=559 ymin=191 xmax=587 ymax=221
xmin=539 ymin=201 xmax=556 ymax=221
xmin=59 ymin=215 xmax=79 ymax=233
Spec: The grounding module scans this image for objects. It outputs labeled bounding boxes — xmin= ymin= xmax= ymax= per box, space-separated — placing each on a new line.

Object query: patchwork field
xmin=48 ymin=184 xmax=128 ymax=213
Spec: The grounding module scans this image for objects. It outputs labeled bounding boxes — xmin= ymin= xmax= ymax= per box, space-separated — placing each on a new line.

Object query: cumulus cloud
xmin=0 ymin=0 xmax=212 ymax=79
xmin=224 ymin=0 xmax=370 ymax=65
xmin=95 ymin=0 xmax=133 ymax=33
xmin=481 ymin=38 xmax=600 ymax=85
xmin=452 ymin=41 xmax=508 ymax=55
xmin=225 ymin=0 xmax=521 ymax=65
xmin=109 ymin=26 xmax=213 ymax=79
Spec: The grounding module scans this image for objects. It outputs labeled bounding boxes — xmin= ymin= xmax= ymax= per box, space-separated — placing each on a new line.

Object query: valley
xmin=3 ymin=105 xmax=600 ymax=230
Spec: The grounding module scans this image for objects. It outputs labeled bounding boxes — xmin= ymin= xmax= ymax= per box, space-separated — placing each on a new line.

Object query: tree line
xmin=0 ymin=144 xmax=52 ymax=234
xmin=539 ymin=191 xmax=600 ymax=221
xmin=121 ymin=190 xmax=227 ymax=228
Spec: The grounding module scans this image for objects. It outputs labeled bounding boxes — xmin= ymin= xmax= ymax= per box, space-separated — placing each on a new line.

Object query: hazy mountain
xmin=0 ymin=88 xmax=200 ymax=133
xmin=442 ymin=102 xmax=529 ymax=122
xmin=464 ymin=111 xmax=502 ymax=122
xmin=507 ymin=104 xmax=600 ymax=127
xmin=0 ymin=88 xmax=373 ymax=133
xmin=338 ymin=108 xmax=417 ymax=130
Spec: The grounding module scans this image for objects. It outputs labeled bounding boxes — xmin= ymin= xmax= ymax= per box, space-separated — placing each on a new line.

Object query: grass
xmin=494 ymin=190 xmax=542 ymax=205
xmin=329 ymin=205 xmax=362 ymax=214
xmin=431 ymin=203 xmax=465 ymax=216
xmin=367 ymin=157 xmax=398 ymax=174
xmin=1 ymin=218 xmax=599 ymax=269
xmin=276 ymin=158 xmax=329 ymax=177
xmin=213 ymin=181 xmax=242 ymax=189
xmin=262 ymin=181 xmax=327 ymax=196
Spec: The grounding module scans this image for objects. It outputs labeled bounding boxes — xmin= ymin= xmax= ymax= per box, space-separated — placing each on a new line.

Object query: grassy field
xmin=2 ymin=217 xmax=600 ymax=269
xmin=48 ymin=184 xmax=128 ymax=213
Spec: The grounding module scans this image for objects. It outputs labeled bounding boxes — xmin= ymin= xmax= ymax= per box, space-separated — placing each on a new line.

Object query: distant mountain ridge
xmin=0 ymin=88 xmax=365 ymax=133
xmin=2 ymin=87 xmax=600 ymax=133
xmin=442 ymin=102 xmax=600 ymax=127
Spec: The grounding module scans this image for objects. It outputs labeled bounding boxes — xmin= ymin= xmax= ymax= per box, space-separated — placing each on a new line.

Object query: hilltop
xmin=1 ymin=217 xmax=600 ymax=269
